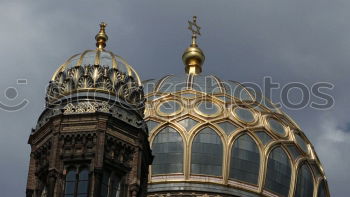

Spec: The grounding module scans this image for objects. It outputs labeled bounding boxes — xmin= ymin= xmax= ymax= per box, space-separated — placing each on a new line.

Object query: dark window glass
xmin=255 ymin=130 xmax=272 ymax=145
xmin=268 ymin=118 xmax=286 ymax=136
xmin=192 ymin=75 xmax=222 ymax=94
xmin=65 ymin=169 xmax=77 ymax=196
xmin=110 ymin=174 xmax=121 ymax=197
xmin=159 ymin=101 xmax=182 ymax=115
xmin=234 ymin=107 xmax=255 ymax=122
xmin=229 ymin=134 xmax=260 ymax=184
xmin=77 ymin=169 xmax=89 ymax=197
xmin=295 ymin=134 xmax=308 ymax=153
xmin=295 ymin=164 xmax=314 ymax=197
xmin=287 ymin=144 xmax=302 ymax=160
xmin=146 ymin=120 xmax=159 ymax=133
xmin=159 ymin=75 xmax=188 ymax=93
xmin=178 ymin=118 xmax=198 ymax=132
xmin=318 ymin=180 xmax=327 ymax=197
xmin=152 ymin=127 xmax=184 ymax=174
xmin=265 ymin=147 xmax=291 ymax=197
xmin=217 ymin=121 xmax=237 ymax=135
xmin=197 ymin=101 xmax=219 ymax=115
xmin=191 ymin=127 xmax=223 ymax=176
xmin=101 ymin=171 xmax=110 ymax=197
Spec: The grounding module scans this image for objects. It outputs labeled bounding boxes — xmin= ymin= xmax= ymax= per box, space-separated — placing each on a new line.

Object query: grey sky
xmin=0 ymin=0 xmax=349 ymax=196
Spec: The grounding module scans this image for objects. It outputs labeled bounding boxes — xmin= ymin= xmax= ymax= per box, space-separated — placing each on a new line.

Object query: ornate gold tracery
xmin=144 ymin=82 xmax=329 ymax=197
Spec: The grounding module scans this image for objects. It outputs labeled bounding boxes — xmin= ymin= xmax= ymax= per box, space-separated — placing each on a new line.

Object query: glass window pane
xmin=65 ymin=181 xmax=75 ymax=195
xmin=159 ymin=75 xmax=188 ymax=93
xmin=295 ymin=134 xmax=308 ymax=153
xmin=191 ymin=127 xmax=223 ymax=176
xmin=229 ymin=134 xmax=260 ymax=184
xmin=178 ymin=118 xmax=198 ymax=132
xmin=234 ymin=107 xmax=255 ymax=122
xmin=66 ymin=170 xmax=76 ymax=181
xmin=192 ymin=75 xmax=222 ymax=94
xmin=265 ymin=147 xmax=291 ymax=197
xmin=318 ymin=180 xmax=327 ymax=197
xmin=287 ymin=144 xmax=302 ymax=160
xmin=158 ymin=101 xmax=182 ymax=115
xmin=255 ymin=130 xmax=272 ymax=145
xmin=268 ymin=118 xmax=286 ymax=136
xmin=295 ymin=164 xmax=314 ymax=197
xmin=152 ymin=127 xmax=184 ymax=174
xmin=146 ymin=120 xmax=159 ymax=133
xmin=79 ymin=169 xmax=89 ymax=181
xmin=217 ymin=121 xmax=237 ymax=135
xmin=65 ymin=169 xmax=76 ymax=195
xmin=77 ymin=181 xmax=88 ymax=194
xmin=223 ymin=81 xmax=253 ymax=101
xmin=196 ymin=101 xmax=220 ymax=116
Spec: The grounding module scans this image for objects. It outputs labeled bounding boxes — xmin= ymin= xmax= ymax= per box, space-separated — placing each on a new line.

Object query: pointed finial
xmin=182 ymin=16 xmax=205 ymax=75
xmin=95 ymin=22 xmax=108 ymax=50
xmin=188 ymin=16 xmax=201 ymax=46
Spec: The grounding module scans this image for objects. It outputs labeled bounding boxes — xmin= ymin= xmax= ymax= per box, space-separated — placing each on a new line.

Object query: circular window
xmin=295 ymin=133 xmax=308 ymax=153
xmin=157 ymin=100 xmax=183 ymax=116
xmin=233 ymin=107 xmax=255 ymax=123
xmin=195 ymin=101 xmax=221 ymax=117
xmin=268 ymin=118 xmax=286 ymax=136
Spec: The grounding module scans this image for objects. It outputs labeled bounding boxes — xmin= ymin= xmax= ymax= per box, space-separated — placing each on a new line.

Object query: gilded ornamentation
xmin=47 ymin=64 xmax=144 ymax=108
xmin=63 ymin=101 xmax=111 ymax=114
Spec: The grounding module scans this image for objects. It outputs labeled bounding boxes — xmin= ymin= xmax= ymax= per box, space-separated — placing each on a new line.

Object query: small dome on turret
xmin=46 ymin=23 xmax=144 ymax=110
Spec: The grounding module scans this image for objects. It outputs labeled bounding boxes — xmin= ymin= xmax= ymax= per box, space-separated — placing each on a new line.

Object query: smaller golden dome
xmin=182 ymin=16 xmax=205 ymax=75
xmin=46 ymin=23 xmax=144 ymax=108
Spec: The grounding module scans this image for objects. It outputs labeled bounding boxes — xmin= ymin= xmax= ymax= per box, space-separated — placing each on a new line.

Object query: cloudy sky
xmin=0 ymin=0 xmax=349 ymax=196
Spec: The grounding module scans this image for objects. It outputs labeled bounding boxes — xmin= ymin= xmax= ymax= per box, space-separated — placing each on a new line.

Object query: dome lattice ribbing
xmin=46 ymin=23 xmax=144 ymax=109
xmin=143 ymin=74 xmax=329 ymax=197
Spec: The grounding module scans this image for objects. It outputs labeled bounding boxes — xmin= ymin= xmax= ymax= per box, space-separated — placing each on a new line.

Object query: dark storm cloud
xmin=0 ymin=0 xmax=349 ymax=196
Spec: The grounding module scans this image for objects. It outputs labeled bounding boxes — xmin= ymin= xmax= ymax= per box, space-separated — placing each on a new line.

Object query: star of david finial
xmin=188 ymin=16 xmax=201 ymax=37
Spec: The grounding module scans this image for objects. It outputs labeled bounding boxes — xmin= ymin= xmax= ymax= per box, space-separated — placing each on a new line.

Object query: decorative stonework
xmin=46 ymin=64 xmax=145 ymax=107
xmin=63 ymin=101 xmax=110 ymax=114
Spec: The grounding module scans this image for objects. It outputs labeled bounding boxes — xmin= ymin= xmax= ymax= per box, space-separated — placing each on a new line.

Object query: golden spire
xmin=182 ymin=16 xmax=205 ymax=75
xmin=95 ymin=22 xmax=108 ymax=50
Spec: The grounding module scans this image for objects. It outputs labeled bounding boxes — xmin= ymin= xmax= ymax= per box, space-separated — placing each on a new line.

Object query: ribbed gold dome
xmin=143 ymin=74 xmax=329 ymax=197
xmin=143 ymin=18 xmax=329 ymax=196
xmin=46 ymin=23 xmax=143 ymax=108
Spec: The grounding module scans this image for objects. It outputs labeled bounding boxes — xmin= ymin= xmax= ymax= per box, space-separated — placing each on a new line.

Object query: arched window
xmin=101 ymin=171 xmax=124 ymax=197
xmin=265 ymin=147 xmax=291 ymax=197
xmin=77 ymin=168 xmax=89 ymax=197
xmin=64 ymin=167 xmax=90 ymax=197
xmin=191 ymin=127 xmax=223 ymax=176
xmin=229 ymin=134 xmax=260 ymax=184
xmin=64 ymin=168 xmax=77 ymax=197
xmin=152 ymin=127 xmax=184 ymax=174
xmin=295 ymin=163 xmax=314 ymax=197
xmin=317 ymin=180 xmax=328 ymax=197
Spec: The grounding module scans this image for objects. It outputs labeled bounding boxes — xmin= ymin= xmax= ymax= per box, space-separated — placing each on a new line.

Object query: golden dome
xmin=46 ymin=23 xmax=143 ymax=108
xmin=143 ymin=17 xmax=329 ymax=197
xmin=144 ymin=74 xmax=329 ymax=197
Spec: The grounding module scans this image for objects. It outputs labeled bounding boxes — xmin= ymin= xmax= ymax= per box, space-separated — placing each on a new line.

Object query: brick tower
xmin=26 ymin=23 xmax=152 ymax=197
